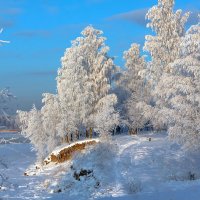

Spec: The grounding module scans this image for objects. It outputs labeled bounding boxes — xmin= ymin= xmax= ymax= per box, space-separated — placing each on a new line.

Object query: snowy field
xmin=0 ymin=132 xmax=200 ymax=200
xmin=0 ymin=132 xmax=49 ymax=199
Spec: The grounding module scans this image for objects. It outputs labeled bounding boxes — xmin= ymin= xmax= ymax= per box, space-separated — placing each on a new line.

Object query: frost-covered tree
xmin=17 ymin=26 xmax=119 ymax=161
xmin=0 ymin=30 xmax=15 ymax=129
xmin=17 ymin=106 xmax=47 ymax=161
xmin=41 ymin=93 xmax=61 ymax=153
xmin=0 ymin=88 xmax=15 ymax=118
xmin=0 ymin=88 xmax=17 ymax=129
xmin=17 ymin=94 xmax=61 ymax=161
xmin=57 ymin=41 xmax=87 ymax=140
xmin=81 ymin=26 xmax=118 ymax=132
xmin=140 ymin=0 xmax=190 ymax=129
xmin=144 ymin=0 xmax=189 ymax=83
xmin=94 ymin=94 xmax=119 ymax=138
xmin=57 ymin=25 xmax=119 ymax=137
xmin=156 ymin=18 xmax=200 ymax=151
xmin=120 ymin=44 xmax=149 ymax=133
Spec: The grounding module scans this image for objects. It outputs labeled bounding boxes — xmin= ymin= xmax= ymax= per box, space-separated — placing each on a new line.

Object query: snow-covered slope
xmin=48 ymin=132 xmax=200 ymax=200
xmin=1 ymin=132 xmax=200 ymax=200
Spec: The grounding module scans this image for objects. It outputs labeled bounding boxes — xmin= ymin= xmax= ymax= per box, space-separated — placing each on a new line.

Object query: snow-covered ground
xmin=0 ymin=132 xmax=200 ymax=200
xmin=0 ymin=132 xmax=50 ymax=199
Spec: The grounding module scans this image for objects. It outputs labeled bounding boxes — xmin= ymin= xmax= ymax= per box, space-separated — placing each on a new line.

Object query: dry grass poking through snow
xmin=45 ymin=140 xmax=98 ymax=165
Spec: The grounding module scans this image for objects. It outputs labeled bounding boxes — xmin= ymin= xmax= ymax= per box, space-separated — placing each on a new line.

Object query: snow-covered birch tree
xmin=17 ymin=94 xmax=61 ymax=160
xmin=144 ymin=0 xmax=189 ymax=83
xmin=80 ymin=26 xmax=119 ymax=135
xmin=141 ymin=0 xmax=190 ymax=129
xmin=57 ymin=30 xmax=89 ymax=140
xmin=94 ymin=94 xmax=119 ymax=139
xmin=156 ymin=18 xmax=200 ymax=151
xmin=41 ymin=93 xmax=61 ymax=153
xmin=57 ymin=26 xmax=119 ymax=137
xmin=17 ymin=106 xmax=47 ymax=162
xmin=120 ymin=44 xmax=150 ymax=133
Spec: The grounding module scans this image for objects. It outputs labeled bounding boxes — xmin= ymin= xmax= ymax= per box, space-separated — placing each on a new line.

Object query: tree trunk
xmin=76 ymin=130 xmax=79 ymax=140
xmin=66 ymin=135 xmax=70 ymax=144
xmin=89 ymin=127 xmax=93 ymax=138
xmin=62 ymin=135 xmax=69 ymax=144
xmin=129 ymin=128 xmax=137 ymax=135
xmin=86 ymin=129 xmax=89 ymax=138
xmin=132 ymin=129 xmax=137 ymax=135
xmin=65 ymin=129 xmax=70 ymax=144
xmin=70 ymin=133 xmax=73 ymax=142
xmin=112 ymin=126 xmax=116 ymax=136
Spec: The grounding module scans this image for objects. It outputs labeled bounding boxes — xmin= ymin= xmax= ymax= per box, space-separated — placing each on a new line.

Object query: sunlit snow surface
xmin=0 ymin=132 xmax=200 ymax=200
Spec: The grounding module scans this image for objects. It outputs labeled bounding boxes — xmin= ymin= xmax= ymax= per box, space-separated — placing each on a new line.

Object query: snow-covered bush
xmin=124 ymin=178 xmax=142 ymax=194
xmin=94 ymin=94 xmax=119 ymax=138
xmin=73 ymin=139 xmax=117 ymax=177
xmin=51 ymin=139 xmax=118 ymax=197
xmin=164 ymin=148 xmax=200 ymax=181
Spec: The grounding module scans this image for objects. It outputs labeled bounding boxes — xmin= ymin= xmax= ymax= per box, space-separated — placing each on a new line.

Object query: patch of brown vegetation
xmin=0 ymin=130 xmax=19 ymax=133
xmin=45 ymin=140 xmax=97 ymax=165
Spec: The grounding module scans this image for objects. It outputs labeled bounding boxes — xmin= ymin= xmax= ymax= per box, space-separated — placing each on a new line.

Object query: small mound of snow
xmin=25 ymin=139 xmax=99 ymax=177
xmin=50 ymin=139 xmax=118 ymax=199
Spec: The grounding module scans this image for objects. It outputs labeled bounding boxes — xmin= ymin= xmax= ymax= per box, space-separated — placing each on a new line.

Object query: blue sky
xmin=0 ymin=0 xmax=199 ymax=111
